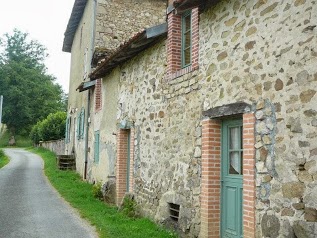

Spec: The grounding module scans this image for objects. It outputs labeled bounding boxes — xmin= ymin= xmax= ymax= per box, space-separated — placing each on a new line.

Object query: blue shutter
xmin=94 ymin=131 xmax=100 ymax=163
xmin=76 ymin=113 xmax=80 ymax=140
xmin=80 ymin=108 xmax=85 ymax=139
xmin=65 ymin=117 xmax=68 ymax=143
xmin=65 ymin=117 xmax=70 ymax=143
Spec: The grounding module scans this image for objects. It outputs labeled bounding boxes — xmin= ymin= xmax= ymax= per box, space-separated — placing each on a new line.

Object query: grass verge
xmin=0 ymin=130 xmax=32 ymax=148
xmin=29 ymin=147 xmax=176 ymax=238
xmin=0 ymin=149 xmax=9 ymax=168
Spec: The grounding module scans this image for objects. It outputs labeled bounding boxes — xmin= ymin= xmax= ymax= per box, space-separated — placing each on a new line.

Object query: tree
xmin=30 ymin=112 xmax=66 ymax=144
xmin=0 ymin=29 xmax=65 ymax=135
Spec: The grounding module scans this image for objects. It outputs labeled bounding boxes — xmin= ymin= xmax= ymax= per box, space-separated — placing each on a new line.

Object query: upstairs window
xmin=166 ymin=7 xmax=199 ymax=80
xmin=83 ymin=47 xmax=88 ymax=79
xmin=181 ymin=11 xmax=192 ymax=68
xmin=95 ymin=79 xmax=102 ymax=112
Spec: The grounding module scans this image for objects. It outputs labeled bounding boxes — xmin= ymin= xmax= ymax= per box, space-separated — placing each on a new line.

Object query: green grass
xmin=0 ymin=130 xmax=32 ymax=148
xmin=0 ymin=149 xmax=9 ymax=168
xmin=29 ymin=147 xmax=176 ymax=238
xmin=0 ymin=129 xmax=10 ymax=147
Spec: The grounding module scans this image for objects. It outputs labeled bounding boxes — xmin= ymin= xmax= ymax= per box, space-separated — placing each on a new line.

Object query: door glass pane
xmin=228 ymin=126 xmax=242 ymax=175
xmin=229 ymin=152 xmax=239 ymax=174
xmin=229 ymin=127 xmax=240 ymax=150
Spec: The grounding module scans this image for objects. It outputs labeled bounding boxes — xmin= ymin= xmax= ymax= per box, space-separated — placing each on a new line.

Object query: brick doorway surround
xmin=116 ymin=128 xmax=135 ymax=205
xmin=200 ymin=113 xmax=256 ymax=238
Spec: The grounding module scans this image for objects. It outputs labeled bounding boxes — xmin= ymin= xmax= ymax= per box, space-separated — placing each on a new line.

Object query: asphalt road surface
xmin=0 ymin=148 xmax=97 ymax=238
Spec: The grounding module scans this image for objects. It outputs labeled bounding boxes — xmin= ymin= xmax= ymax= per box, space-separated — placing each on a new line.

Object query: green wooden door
xmin=126 ymin=131 xmax=131 ymax=192
xmin=221 ymin=119 xmax=243 ymax=238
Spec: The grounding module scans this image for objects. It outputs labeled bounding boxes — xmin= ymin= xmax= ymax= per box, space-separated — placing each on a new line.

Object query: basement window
xmin=168 ymin=203 xmax=180 ymax=222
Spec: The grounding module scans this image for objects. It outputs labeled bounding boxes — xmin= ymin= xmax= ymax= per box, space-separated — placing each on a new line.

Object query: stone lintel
xmin=173 ymin=0 xmax=219 ymax=14
xmin=203 ymin=102 xmax=252 ymax=119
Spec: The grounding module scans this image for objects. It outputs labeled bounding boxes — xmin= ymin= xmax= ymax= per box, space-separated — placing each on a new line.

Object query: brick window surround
xmin=200 ymin=113 xmax=256 ymax=238
xmin=166 ymin=7 xmax=199 ymax=80
xmin=116 ymin=128 xmax=135 ymax=205
xmin=95 ymin=79 xmax=102 ymax=112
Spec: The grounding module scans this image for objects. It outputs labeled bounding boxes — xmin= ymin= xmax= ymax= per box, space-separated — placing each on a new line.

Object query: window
xmin=77 ymin=107 xmax=85 ymax=140
xmin=94 ymin=131 xmax=100 ymax=163
xmin=95 ymin=79 xmax=102 ymax=111
xmin=83 ymin=47 xmax=88 ymax=79
xmin=181 ymin=11 xmax=192 ymax=68
xmin=168 ymin=203 xmax=180 ymax=222
xmin=80 ymin=26 xmax=83 ymax=48
xmin=166 ymin=7 xmax=199 ymax=79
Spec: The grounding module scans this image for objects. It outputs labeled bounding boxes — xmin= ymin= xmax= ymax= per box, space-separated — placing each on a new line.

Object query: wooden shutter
xmin=65 ymin=117 xmax=70 ymax=143
xmin=76 ymin=113 xmax=80 ymax=140
xmin=94 ymin=131 xmax=100 ymax=163
xmin=80 ymin=108 xmax=85 ymax=139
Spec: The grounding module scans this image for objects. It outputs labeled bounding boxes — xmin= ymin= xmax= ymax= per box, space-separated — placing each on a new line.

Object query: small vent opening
xmin=168 ymin=203 xmax=180 ymax=222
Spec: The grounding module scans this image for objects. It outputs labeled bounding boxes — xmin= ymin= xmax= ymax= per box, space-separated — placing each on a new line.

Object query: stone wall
xmin=95 ymin=0 xmax=166 ymax=53
xmin=111 ymin=0 xmax=317 ymax=237
xmin=115 ymin=39 xmax=203 ymax=236
xmin=40 ymin=139 xmax=65 ymax=156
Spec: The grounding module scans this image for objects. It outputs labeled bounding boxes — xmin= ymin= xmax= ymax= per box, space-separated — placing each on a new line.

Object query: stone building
xmin=63 ymin=0 xmax=317 ymax=237
xmin=62 ymin=0 xmax=166 ymax=182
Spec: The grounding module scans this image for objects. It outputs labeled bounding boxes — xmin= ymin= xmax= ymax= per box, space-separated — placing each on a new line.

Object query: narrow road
xmin=0 ymin=148 xmax=97 ymax=238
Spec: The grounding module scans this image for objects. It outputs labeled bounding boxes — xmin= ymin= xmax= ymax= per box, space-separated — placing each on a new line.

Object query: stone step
xmin=56 ymin=155 xmax=76 ymax=170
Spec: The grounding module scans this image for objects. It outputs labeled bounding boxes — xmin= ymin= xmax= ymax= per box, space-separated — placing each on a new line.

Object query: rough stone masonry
xmin=112 ymin=0 xmax=317 ymax=237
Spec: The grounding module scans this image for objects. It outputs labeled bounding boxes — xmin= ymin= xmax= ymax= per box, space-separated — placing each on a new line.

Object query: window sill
xmin=95 ymin=107 xmax=102 ymax=114
xmin=166 ymin=64 xmax=199 ymax=81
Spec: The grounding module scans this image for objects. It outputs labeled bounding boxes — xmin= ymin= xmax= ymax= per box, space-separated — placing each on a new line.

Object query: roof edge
xmin=62 ymin=0 xmax=88 ymax=53
xmin=90 ymin=23 xmax=167 ymax=80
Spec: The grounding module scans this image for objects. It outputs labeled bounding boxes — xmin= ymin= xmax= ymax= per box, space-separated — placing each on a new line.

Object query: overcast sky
xmin=0 ymin=0 xmax=75 ymax=93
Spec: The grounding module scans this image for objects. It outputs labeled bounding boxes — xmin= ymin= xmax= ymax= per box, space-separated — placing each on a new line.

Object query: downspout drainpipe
xmin=84 ymin=0 xmax=97 ymax=180
xmin=84 ymin=90 xmax=90 ymax=180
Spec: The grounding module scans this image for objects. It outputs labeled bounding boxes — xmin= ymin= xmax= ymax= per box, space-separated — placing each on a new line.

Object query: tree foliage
xmin=30 ymin=111 xmax=66 ymax=144
xmin=0 ymin=29 xmax=65 ymax=135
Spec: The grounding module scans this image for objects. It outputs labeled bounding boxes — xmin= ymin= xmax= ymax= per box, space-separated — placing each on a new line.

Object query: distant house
xmin=63 ymin=0 xmax=317 ymax=237
xmin=62 ymin=0 xmax=166 ymax=182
